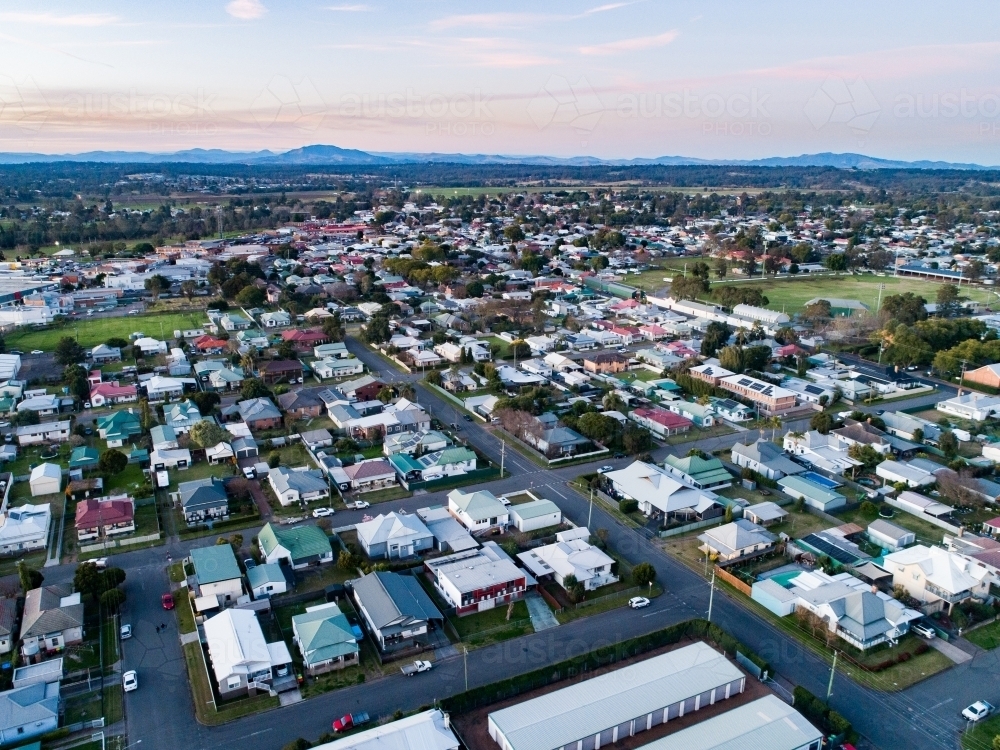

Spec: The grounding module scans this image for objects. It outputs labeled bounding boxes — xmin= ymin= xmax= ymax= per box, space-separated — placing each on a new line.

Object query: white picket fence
xmin=80 ymin=532 xmax=161 ymax=554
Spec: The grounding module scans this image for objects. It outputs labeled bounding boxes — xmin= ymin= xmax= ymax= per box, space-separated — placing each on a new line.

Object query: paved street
xmin=83 ymin=339 xmax=971 ymax=750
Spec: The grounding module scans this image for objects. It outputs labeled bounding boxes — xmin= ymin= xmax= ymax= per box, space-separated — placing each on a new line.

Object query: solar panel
xmin=738 ymin=378 xmax=752 ymax=387
xmin=801 ymin=533 xmax=860 ymax=565
xmin=750 ymin=382 xmax=765 ymax=392
xmin=804 ymin=385 xmax=823 ymax=395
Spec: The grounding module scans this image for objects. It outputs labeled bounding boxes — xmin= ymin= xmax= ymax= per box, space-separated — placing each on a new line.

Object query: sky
xmin=2 ymin=1 xmax=1000 ymax=162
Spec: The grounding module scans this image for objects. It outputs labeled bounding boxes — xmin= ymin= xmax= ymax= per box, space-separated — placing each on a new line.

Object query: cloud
xmin=326 ymin=4 xmax=370 ymax=10
xmin=0 ymin=11 xmax=119 ymax=27
xmin=428 ymin=13 xmax=551 ymax=31
xmin=226 ymin=0 xmax=267 ymax=20
xmin=583 ymin=3 xmax=634 ymax=14
xmin=580 ymin=29 xmax=678 ymax=56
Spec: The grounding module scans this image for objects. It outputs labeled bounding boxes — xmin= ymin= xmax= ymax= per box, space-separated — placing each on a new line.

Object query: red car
xmin=161 ymin=593 xmax=175 ymax=610
xmin=332 ymin=712 xmax=370 ymax=733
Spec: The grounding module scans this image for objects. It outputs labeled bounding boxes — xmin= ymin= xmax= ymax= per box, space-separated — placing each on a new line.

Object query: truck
xmin=401 ymin=660 xmax=433 ymax=676
xmin=332 ymin=712 xmax=370 ymax=733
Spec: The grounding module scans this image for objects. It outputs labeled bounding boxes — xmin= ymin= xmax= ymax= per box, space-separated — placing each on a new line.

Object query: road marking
xmin=929 ymin=698 xmax=953 ymax=710
xmin=547 ymin=485 xmax=568 ymax=499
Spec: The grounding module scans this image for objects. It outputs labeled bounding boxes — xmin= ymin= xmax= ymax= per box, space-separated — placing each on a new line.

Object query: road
xmin=93 ymin=339 xmax=971 ymax=750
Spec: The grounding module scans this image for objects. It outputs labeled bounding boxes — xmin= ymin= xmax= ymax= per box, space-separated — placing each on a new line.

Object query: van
xmin=242 ymin=467 xmax=256 ymax=480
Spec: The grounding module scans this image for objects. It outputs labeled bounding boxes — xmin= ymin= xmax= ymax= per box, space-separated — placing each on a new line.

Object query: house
xmin=89 ymin=381 xmax=138 ymax=408
xmin=16 ymin=394 xmax=59 ymax=416
xmin=718 ymin=374 xmax=797 ymax=414
xmin=425 ymin=541 xmax=528 ymax=616
xmin=237 ymin=397 xmax=283 ymax=431
xmin=876 ymin=459 xmax=935 ymax=488
xmin=777 ymin=475 xmax=847 ymax=511
xmin=517 ymin=527 xmax=617 ymax=591
xmin=338 ymin=375 xmax=386 ymax=402
xmin=508 ymin=499 xmax=562 ymax=532
xmin=134 ymin=337 xmax=167 ymax=355
xmin=867 ymin=519 xmax=916 ymax=551
xmin=257 ymin=522 xmax=333 ymax=569
xmin=164 ymin=400 xmax=202 ymax=434
xmin=668 ymin=400 xmax=715 ymax=428
xmin=712 ymin=398 xmax=754 ymax=422
xmin=0 ymin=682 xmax=60 ymax=745
xmin=448 ymin=488 xmax=509 ymax=533
xmin=291 ymin=602 xmax=359 ymax=676
xmin=895 ymin=490 xmax=955 ymax=521
xmin=143 ymin=375 xmax=190 ymax=402
xmin=937 ymin=392 xmax=1000 ymax=422
xmin=582 ymin=352 xmax=628 ymax=374
xmin=150 ymin=424 xmax=178 ymax=451
xmin=74 ymin=495 xmax=135 ymax=541
xmin=409 ymin=447 xmax=477 ymax=481
xmin=206 ymin=442 xmax=235 ymax=465
xmin=782 ymin=430 xmax=863 ymax=475
xmin=629 ymin=407 xmax=692 ymax=437
xmin=259 ymin=360 xmax=303 ymax=385
xmin=178 ymin=477 xmax=229 ymax=523
xmin=882 ymin=544 xmax=995 ymax=613
xmin=522 ymin=416 xmax=591 ymax=458
xmin=190 ymin=544 xmax=243 ymax=606
xmin=20 ymin=584 xmax=84 ymax=659
xmin=66 ymin=478 xmax=103 ymax=502
xmin=354 ymin=510 xmax=433 ymax=560
xmin=277 ymin=390 xmax=325 ymax=419
xmin=97 ymin=411 xmax=141 ymax=448
xmin=268 ymin=467 xmax=329 ymax=506
xmin=69 ymin=446 xmax=99 ymax=472
xmin=203 ymin=609 xmax=291 ymax=698
xmin=314 ymin=342 xmax=349 ymax=359
xmin=281 ymin=328 xmax=330 ymax=352
xmin=340 ymin=459 xmax=395 ymax=493
xmin=299 ymin=428 xmax=334 ymax=450
xmin=0 ymin=505 xmax=51 ymax=555
xmin=743 ymin=501 xmax=788 ymax=527
xmin=383 ymin=429 xmax=450 ymax=456
xmin=731 ymin=438 xmax=805 ymax=480
xmin=150 ymin=447 xmax=191 ymax=471
xmin=698 ymin=519 xmax=778 ymax=563
xmin=832 ymin=419 xmax=893 ymax=455
xmin=351 ymin=571 xmax=443 ymax=652
xmin=663 ymin=454 xmax=732 ymax=490
xmin=247 ymin=564 xmax=289 ymax=600
xmin=260 ymin=311 xmax=292 ymax=328
xmin=415 ymin=506 xmax=478 ymax=553
xmin=28 ymin=464 xmax=61 ymax=497
xmin=689 ymin=363 xmax=736 ymax=387
xmin=602 ymin=461 xmax=718 ymax=520
xmin=16 ymin=421 xmax=71 ymax=446
xmin=91 ymin=343 xmax=122 ymax=363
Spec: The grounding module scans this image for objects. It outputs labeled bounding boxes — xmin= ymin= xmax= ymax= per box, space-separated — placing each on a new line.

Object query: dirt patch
xmin=451 ymin=637 xmax=773 ymax=750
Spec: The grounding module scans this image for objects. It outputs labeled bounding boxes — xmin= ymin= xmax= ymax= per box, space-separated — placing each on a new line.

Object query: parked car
xmin=462 ymin=414 xmax=473 ymax=421
xmin=499 ymin=496 xmax=511 ymax=506
xmin=312 ymin=507 xmax=335 ymax=518
xmin=92 ymin=558 xmax=108 ymax=569
xmin=242 ymin=467 xmax=256 ymax=479
xmin=30 ymin=350 xmax=43 ymax=355
xmin=83 ymin=401 xmax=92 ymax=409
xmin=120 ymin=624 xmax=132 ymax=640
xmin=963 ymin=701 xmax=994 ymax=722
xmin=401 ymin=660 xmax=433 ymax=676
xmin=345 ymin=501 xmax=370 ymax=510
xmin=128 ymin=310 xmax=139 ymax=315
xmin=244 ymin=558 xmax=256 ymax=570
xmin=597 ymin=465 xmax=614 ymax=473
xmin=161 ymin=593 xmax=174 ymax=610
xmin=332 ymin=712 xmax=370 ymax=733
xmin=613 ymin=452 xmax=626 ymax=459
xmin=912 ymin=622 xmax=936 ymax=639
xmin=0 ymin=422 xmax=9 ymax=428
xmin=628 ymin=596 xmax=651 ymax=609
xmin=122 ymin=670 xmax=138 ymax=692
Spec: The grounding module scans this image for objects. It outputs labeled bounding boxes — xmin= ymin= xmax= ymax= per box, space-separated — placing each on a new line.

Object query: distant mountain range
xmin=0 ymin=145 xmax=995 ymax=170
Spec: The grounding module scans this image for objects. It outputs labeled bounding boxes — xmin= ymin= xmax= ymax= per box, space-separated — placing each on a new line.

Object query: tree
xmin=74 ymin=562 xmax=103 ymax=599
xmin=825 ymin=253 xmax=848 ymax=272
xmin=361 ymin=315 xmax=391 ymax=344
xmin=718 ymin=345 xmax=744 ymax=373
xmin=724 ymin=504 xmax=734 ymax=523
xmin=714 ymin=257 xmax=728 ymax=278
xmin=138 ymin=397 xmax=154 ymax=430
xmin=144 ymin=274 xmax=171 ymax=299
xmin=12 ymin=409 xmax=39 ymax=427
xmin=180 ymin=280 xmax=198 ymax=300
xmin=276 ymin=341 xmax=297 ymax=361
xmin=235 ymin=285 xmax=265 ymax=307
xmin=64 ymin=364 xmax=89 ymax=400
xmin=670 ymin=275 xmax=709 ymax=301
xmin=240 ymin=378 xmax=271 ymax=401
xmin=509 ymin=340 xmax=531 ymax=360
xmin=98 ymin=449 xmax=128 ymax=476
xmin=100 ymin=588 xmax=126 ymax=612
xmin=54 ymin=336 xmax=85 ymax=366
xmin=503 ymin=224 xmax=525 ymax=243
xmin=18 ymin=560 xmax=42 ymax=594
xmin=801 ymin=299 xmax=832 ymax=324
xmin=848 ymin=443 xmax=884 ymax=471
xmin=268 ymin=451 xmax=282 ymax=468
xmin=191 ymin=391 xmax=221 ymax=415
xmin=577 ymin=413 xmax=619 ymax=444
xmin=466 ymin=280 xmax=484 ymax=298
xmin=188 ymin=419 xmax=231 ymax=448
xmin=881 ymin=292 xmax=928 ymax=326
xmin=936 ymin=284 xmax=962 ymax=318
xmin=102 ymin=566 xmax=126 ymax=591
xmin=632 ymin=562 xmax=656 ymax=587
xmin=939 ymin=429 xmax=959 ymax=459
xmin=700 ymin=322 xmax=731 ymax=357
xmin=810 ymin=412 xmax=834 ymax=434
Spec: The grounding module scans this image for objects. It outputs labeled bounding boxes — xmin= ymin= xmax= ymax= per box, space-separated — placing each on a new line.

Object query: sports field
xmin=4 ymin=311 xmax=209 ymax=351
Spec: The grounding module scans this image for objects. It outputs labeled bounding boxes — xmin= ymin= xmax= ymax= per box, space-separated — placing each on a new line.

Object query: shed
xmin=867 ymin=519 xmax=916 ymax=551
xmin=742 ymin=501 xmax=788 ymax=527
xmin=750 ymin=578 xmax=798 ymax=617
xmin=28 ymin=463 xmax=61 ymax=497
xmin=508 ymin=499 xmax=563 ymax=532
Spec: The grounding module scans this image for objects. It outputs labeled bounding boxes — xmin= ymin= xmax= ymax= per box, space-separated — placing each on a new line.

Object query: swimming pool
xmin=801 ymin=471 xmax=842 ymax=489
xmin=765 ymin=571 xmax=803 ymax=588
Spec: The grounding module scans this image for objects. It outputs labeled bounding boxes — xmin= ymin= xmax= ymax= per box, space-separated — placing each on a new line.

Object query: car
xmin=84 ymin=427 xmax=93 ymax=435
xmin=128 ymin=310 xmax=139 ymax=315
xmin=963 ymin=701 xmax=995 ymax=722
xmin=401 ymin=660 xmax=433 ymax=676
xmin=8 ymin=350 xmax=22 ymax=356
xmin=92 ymin=557 xmax=108 ymax=569
xmin=345 ymin=501 xmax=370 ymax=510
xmin=333 ymin=713 xmax=370 ymax=733
xmin=122 ymin=670 xmax=138 ymax=692
xmin=86 ymin=311 xmax=93 ymax=316
xmin=161 ymin=593 xmax=175 ymax=610
xmin=618 ymin=348 xmax=628 ymax=354
xmin=243 ymin=558 xmax=256 ymax=570
xmin=0 ymin=422 xmax=9 ymax=429
xmin=597 ymin=465 xmax=614 ymax=473
xmin=312 ymin=507 xmax=335 ymax=518
xmin=628 ymin=597 xmax=651 ymax=609
xmin=911 ymin=622 xmax=936 ymax=639
xmin=499 ymin=496 xmax=511 ymax=506
xmin=120 ymin=624 xmax=132 ymax=640
xmin=613 ymin=452 xmax=626 ymax=459
xmin=30 ymin=350 xmax=43 ymax=355
xmin=462 ymin=414 xmax=473 ymax=421
xmin=242 ymin=467 xmax=256 ymax=479
xmin=83 ymin=401 xmax=92 ymax=409
xmin=3 ymin=435 xmax=11 ymax=444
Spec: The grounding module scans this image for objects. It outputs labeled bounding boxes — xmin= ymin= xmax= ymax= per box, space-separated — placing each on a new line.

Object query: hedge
xmin=440 ymin=619 xmax=770 ymax=714
xmin=792 ymin=685 xmax=855 ymax=740
xmin=619 ymin=498 xmax=638 ymax=514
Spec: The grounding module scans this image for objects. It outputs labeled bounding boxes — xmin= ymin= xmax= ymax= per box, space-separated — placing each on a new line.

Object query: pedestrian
xmin=161 ymin=622 xmax=166 ymax=630
xmin=155 ymin=626 xmax=160 ymax=633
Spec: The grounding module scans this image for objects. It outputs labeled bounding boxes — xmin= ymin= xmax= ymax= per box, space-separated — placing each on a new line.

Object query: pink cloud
xmin=580 ymin=30 xmax=678 ymax=56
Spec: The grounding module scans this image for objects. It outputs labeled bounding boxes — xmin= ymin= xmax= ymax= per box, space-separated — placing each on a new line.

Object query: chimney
xmin=958 ymin=526 xmax=965 ymax=537
xmin=443 ymin=712 xmax=450 ymax=728
xmin=871 ymin=585 xmax=878 ymax=594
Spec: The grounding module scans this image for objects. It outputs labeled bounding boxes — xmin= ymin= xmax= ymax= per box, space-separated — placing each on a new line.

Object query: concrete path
xmin=524 ymin=591 xmax=560 ymax=631
xmin=279 ymin=689 xmax=303 ymax=706
xmin=45 ymin=495 xmax=67 ymax=567
xmin=928 ymin=636 xmax=973 ymax=664
xmin=179 ymin=631 xmax=200 ymax=646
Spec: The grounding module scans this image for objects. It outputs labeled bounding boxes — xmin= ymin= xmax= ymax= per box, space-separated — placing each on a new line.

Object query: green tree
xmin=54 ymin=336 xmax=85 ymax=366
xmin=101 ymin=567 xmax=127 ymax=591
xmin=801 ymin=299 xmax=832 ymax=323
xmin=936 ymin=284 xmax=962 ymax=318
xmin=235 ymin=285 xmax=266 ymax=307
xmin=73 ymin=562 xmax=103 ymax=599
xmin=939 ymin=430 xmax=958 ymax=459
xmin=276 ymin=341 xmax=297 ymax=361
xmin=188 ymin=419 xmax=231 ymax=448
xmin=191 ymin=391 xmax=221 ymax=415
xmin=671 ymin=275 xmax=709 ymax=301
xmin=881 ymin=292 xmax=928 ymax=325
xmin=144 ymin=274 xmax=171 ymax=299
xmin=180 ymin=280 xmax=198 ymax=300
xmin=362 ymin=315 xmax=391 ymax=344
xmin=268 ymin=451 xmax=282 ymax=468
xmin=11 ymin=409 xmax=39 ymax=427
xmin=825 ymin=253 xmax=848 ymax=272
xmin=700 ymin=322 xmax=731 ymax=357
xmin=64 ymin=364 xmax=90 ymax=400
xmin=509 ymin=340 xmax=531 ymax=360
xmin=240 ymin=378 xmax=272 ymax=401
xmin=100 ymin=588 xmax=126 ymax=612
xmin=98 ymin=449 xmax=128 ymax=476
xmin=466 ymin=280 xmax=484 ymax=298
xmin=503 ymin=224 xmax=525 ymax=243
xmin=18 ymin=560 xmax=42 ymax=594
xmin=810 ymin=412 xmax=834 ymax=434
xmin=632 ymin=562 xmax=656 ymax=587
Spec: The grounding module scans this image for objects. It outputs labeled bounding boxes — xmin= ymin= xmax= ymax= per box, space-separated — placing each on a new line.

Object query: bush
xmin=619 ymin=498 xmax=638 ymax=514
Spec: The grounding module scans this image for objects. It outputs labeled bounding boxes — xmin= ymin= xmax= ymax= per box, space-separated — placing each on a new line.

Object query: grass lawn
xmin=168 ymin=561 xmax=185 ymax=583
xmin=261 ymin=442 xmax=315 ymax=470
xmin=962 ymin=711 xmax=1000 ymax=748
xmin=556 ymin=582 xmax=664 ymax=624
xmin=662 ymin=422 xmax=736 ymax=445
xmin=182 ymin=642 xmax=279 ymax=725
xmin=345 ymin=485 xmax=411 ymax=506
xmin=63 ymin=690 xmax=103 ymax=725
xmin=0 ymin=550 xmax=45 ymax=579
xmin=175 ymin=589 xmax=196 ymax=634
xmin=4 ymin=310 xmax=210 ymax=351
xmin=450 ymin=600 xmax=533 ymax=644
xmin=166 ymin=460 xmax=235 ymax=493
xmin=104 ymin=464 xmax=149 ymax=494
xmin=482 ymin=336 xmax=511 ymax=359
xmin=965 ymin=619 xmax=1000 ymax=650
xmin=292 ymin=559 xmax=355 ymax=595
xmin=835 ymin=505 xmax=945 ymax=547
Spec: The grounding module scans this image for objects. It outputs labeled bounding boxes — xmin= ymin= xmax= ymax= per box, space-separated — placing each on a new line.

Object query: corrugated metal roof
xmin=489 ymin=642 xmax=743 ymax=750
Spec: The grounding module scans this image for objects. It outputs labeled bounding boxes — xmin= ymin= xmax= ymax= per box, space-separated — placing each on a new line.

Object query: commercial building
xmin=424 ymin=541 xmax=528 ymax=615
xmin=718 ymin=374 xmax=797 ymax=414
xmin=310 ymin=709 xmax=459 ymax=750
xmin=487 ymin=642 xmax=745 ymax=750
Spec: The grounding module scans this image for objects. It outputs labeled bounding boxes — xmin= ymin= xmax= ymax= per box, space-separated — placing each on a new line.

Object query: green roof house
xmin=291 ymin=602 xmax=359 ymax=675
xmin=69 ymin=446 xmax=99 ymax=471
xmin=246 ymin=563 xmax=289 ymax=599
xmin=663 ymin=454 xmax=733 ymax=490
xmin=189 ymin=544 xmax=243 ymax=604
xmin=778 ymin=475 xmax=847 ymax=512
xmin=258 ymin=523 xmax=334 ymax=570
xmin=97 ymin=410 xmax=142 ymax=448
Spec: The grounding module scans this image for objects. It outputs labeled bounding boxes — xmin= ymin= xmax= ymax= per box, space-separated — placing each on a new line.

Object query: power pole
xmin=707 ymin=569 xmax=715 ymax=622
xmin=588 ymin=486 xmax=594 ymax=529
xmin=463 ymin=645 xmax=468 ymax=691
xmin=500 ymin=441 xmax=506 ymax=478
xmin=876 ymin=283 xmax=886 ymax=312
xmin=826 ymin=651 xmax=838 ymax=700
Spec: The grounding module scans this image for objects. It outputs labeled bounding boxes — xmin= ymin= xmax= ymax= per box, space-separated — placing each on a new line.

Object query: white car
xmin=911 ymin=622 xmax=936 ymax=639
xmin=963 ymin=701 xmax=994 ymax=722
xmin=628 ymin=597 xmax=651 ymax=609
xmin=92 ymin=558 xmax=108 ymax=569
xmin=312 ymin=507 xmax=335 ymax=518
xmin=597 ymin=465 xmax=614 ymax=474
xmin=30 ymin=350 xmax=43 ymax=355
xmin=345 ymin=501 xmax=370 ymax=510
xmin=122 ymin=670 xmax=138 ymax=692
xmin=120 ymin=624 xmax=132 ymax=640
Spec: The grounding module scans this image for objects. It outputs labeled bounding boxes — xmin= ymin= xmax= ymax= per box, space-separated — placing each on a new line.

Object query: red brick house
xmin=192 ymin=335 xmax=228 ymax=354
xmin=260 ymin=360 xmax=303 ymax=385
xmin=280 ymin=328 xmax=330 ymax=352
xmin=75 ymin=496 xmax=135 ymax=541
xmin=583 ymin=352 xmax=628 ymax=374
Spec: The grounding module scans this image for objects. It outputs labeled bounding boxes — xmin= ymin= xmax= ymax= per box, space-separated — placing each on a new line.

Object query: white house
xmin=134 ymin=337 xmax=168 ymax=356
xmin=268 ymin=467 xmax=329 ymax=506
xmin=447 ymin=488 xmax=509 ymax=533
xmin=0 ymin=504 xmax=51 ymax=554
xmin=517 ymin=527 xmax=617 ymax=591
xmin=150 ymin=447 xmax=191 ymax=470
xmin=355 ymin=512 xmax=434 ymax=560
xmin=16 ymin=421 xmax=71 ymax=446
xmin=883 ymin=544 xmax=995 ymax=613
xmin=313 ymin=357 xmax=364 ymax=379
xmin=876 ymin=459 xmax=936 ymax=488
xmin=190 ymin=545 xmax=244 ymax=607
xmin=508 ymin=498 xmax=562 ymax=532
xmin=28 ymin=464 xmax=61 ymax=497
xmin=203 ymin=609 xmax=291 ymax=698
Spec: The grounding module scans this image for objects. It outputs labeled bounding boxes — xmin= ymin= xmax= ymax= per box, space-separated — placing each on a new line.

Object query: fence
xmin=714 ymin=565 xmax=752 ymax=596
xmin=884 ymin=498 xmax=962 ymax=534
xmin=403 ymin=467 xmax=500 ymax=492
xmin=658 ymin=516 xmax=725 ymax=539
xmin=79 ymin=532 xmax=161 ymax=554
xmin=548 ymin=447 xmax=610 ymax=466
xmin=570 ymin=585 xmax=646 ymax=611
